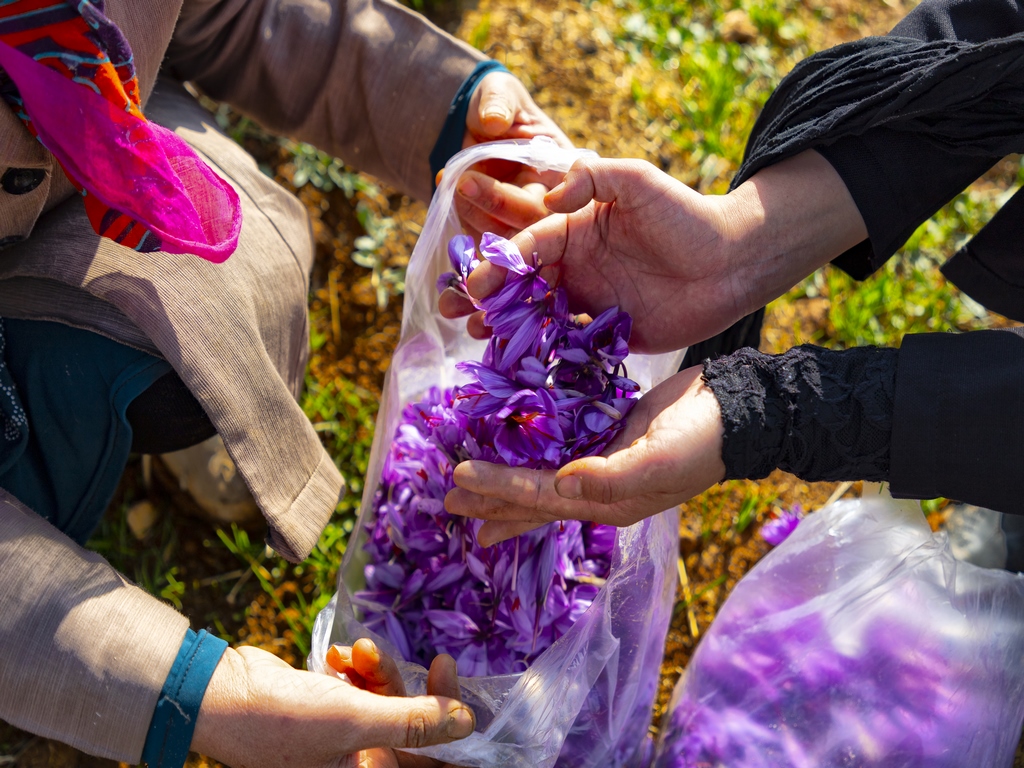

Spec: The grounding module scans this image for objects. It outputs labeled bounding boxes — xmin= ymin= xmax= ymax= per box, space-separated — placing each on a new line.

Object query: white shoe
xmin=159 ymin=435 xmax=262 ymax=524
xmin=944 ymin=503 xmax=1008 ymax=570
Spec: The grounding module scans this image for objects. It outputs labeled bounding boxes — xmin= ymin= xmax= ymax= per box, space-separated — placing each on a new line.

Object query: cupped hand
xmin=444 ymin=365 xmax=727 ymax=545
xmin=191 ymin=643 xmax=474 ymax=768
xmin=452 ymin=70 xmax=573 ymax=242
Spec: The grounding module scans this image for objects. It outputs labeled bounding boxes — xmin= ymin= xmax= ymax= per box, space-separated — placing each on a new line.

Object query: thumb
xmin=469 ymin=72 xmax=516 ymax=137
xmin=553 ymin=443 xmax=657 ymax=506
xmin=545 ymin=158 xmax=662 ymax=214
xmin=354 ymin=692 xmax=475 ymax=750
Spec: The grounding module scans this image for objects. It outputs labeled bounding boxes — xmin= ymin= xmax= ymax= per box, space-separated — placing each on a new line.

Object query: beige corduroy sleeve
xmin=0 ymin=491 xmax=190 ymax=763
xmin=166 ymin=0 xmax=487 ymax=203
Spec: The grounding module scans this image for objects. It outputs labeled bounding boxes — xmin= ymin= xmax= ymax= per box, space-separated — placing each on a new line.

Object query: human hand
xmin=443 ymin=157 xmax=738 ymax=354
xmin=191 ymin=643 xmax=474 ymax=768
xmin=444 ymin=365 xmax=727 ymax=545
xmin=452 ymin=70 xmax=573 ymax=242
xmin=325 ymin=639 xmax=466 ymax=768
xmin=443 ymin=151 xmax=867 ymax=354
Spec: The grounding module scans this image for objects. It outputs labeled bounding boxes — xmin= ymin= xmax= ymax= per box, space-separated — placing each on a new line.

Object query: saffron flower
xmin=436 ymin=233 xmax=479 ymax=295
xmin=355 ymin=233 xmax=637 ymax=676
xmin=760 ymin=503 xmax=805 ymax=546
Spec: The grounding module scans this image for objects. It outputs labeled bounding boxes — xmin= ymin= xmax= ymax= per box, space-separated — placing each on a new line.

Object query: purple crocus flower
xmin=436 ymin=233 xmax=479 ymax=294
xmin=479 ymin=231 xmax=533 ymax=274
xmin=760 ymin=504 xmax=805 ymax=546
xmin=358 ymin=232 xmax=639 ymax=676
xmin=494 ymin=388 xmax=565 ymax=467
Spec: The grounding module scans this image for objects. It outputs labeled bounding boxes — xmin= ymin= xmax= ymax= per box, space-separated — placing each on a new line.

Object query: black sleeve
xmin=702 ymin=345 xmax=897 ymax=483
xmin=889 ymin=327 xmax=1024 ymax=514
xmin=817 ymin=0 xmax=1024 ymax=278
xmin=702 ymin=328 xmax=1024 ymax=515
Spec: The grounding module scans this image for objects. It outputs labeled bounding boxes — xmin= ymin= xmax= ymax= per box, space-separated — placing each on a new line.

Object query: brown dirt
xmin=7 ymin=1 xmax=1023 ymax=766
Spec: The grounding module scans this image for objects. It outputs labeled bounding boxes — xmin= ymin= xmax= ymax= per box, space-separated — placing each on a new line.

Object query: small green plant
xmin=301 ymin=374 xmax=378 ymax=521
xmin=734 ymin=489 xmax=777 ymax=534
xmin=284 ymin=141 xmax=376 ymax=196
xmin=88 ymin=497 xmax=187 ymax=609
xmin=351 ymin=201 xmax=405 ymax=310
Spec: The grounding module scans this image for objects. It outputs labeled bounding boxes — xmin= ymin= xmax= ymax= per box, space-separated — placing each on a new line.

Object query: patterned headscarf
xmin=0 ymin=0 xmax=241 ymax=261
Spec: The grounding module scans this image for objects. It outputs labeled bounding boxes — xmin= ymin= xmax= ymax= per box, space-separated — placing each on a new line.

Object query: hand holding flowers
xmin=441 ymin=150 xmax=867 ymax=355
xmin=355 ymin=232 xmax=634 ymax=677
xmin=446 ymin=364 xmax=726 ymax=545
xmin=191 ymin=643 xmax=474 ymax=768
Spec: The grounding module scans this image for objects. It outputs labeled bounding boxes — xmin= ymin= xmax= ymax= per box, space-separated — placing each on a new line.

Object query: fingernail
xmin=447 ymin=706 xmax=475 ymax=738
xmin=326 ymin=645 xmax=351 ymax=672
xmin=484 ymin=106 xmax=512 ymax=122
xmin=458 ymin=178 xmax=479 ymax=199
xmin=366 ymin=640 xmax=380 ymax=663
xmin=555 ymin=475 xmax=583 ymax=499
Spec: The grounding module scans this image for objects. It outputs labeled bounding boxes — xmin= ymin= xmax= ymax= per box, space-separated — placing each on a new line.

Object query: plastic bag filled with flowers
xmin=653 ymin=490 xmax=1024 ymax=768
xmin=309 ymin=138 xmax=684 ymax=768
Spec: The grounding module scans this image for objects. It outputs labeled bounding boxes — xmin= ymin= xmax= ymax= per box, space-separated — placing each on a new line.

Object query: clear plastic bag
xmin=309 ymin=138 xmax=684 ymax=768
xmin=654 ymin=491 xmax=1024 ymax=768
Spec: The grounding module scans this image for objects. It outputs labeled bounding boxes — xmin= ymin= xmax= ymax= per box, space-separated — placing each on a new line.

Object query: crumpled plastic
xmin=654 ymin=492 xmax=1024 ymax=768
xmin=309 ymin=138 xmax=685 ymax=768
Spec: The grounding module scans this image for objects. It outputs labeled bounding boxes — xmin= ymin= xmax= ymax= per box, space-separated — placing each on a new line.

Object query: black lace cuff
xmin=701 ymin=345 xmax=898 ymax=482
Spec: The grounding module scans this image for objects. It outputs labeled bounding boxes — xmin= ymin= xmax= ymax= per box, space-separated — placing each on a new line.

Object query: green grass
xmin=88 ymin=491 xmax=187 ymax=610
xmin=785 ymin=174 xmax=1023 ymax=349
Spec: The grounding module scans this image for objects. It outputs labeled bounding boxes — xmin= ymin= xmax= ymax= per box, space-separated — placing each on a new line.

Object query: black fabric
xmin=940 ymin=187 xmax=1024 ymax=323
xmin=126 ymin=370 xmax=216 ymax=454
xmin=694 ymin=2 xmax=1024 ymax=369
xmin=815 ymin=0 xmax=1024 ymax=279
xmin=731 ymin=32 xmax=1024 ymax=194
xmin=702 ymin=345 xmax=897 ymax=483
xmin=889 ymin=327 xmax=1024 ymax=514
xmin=820 ymin=131 xmax=1000 ymax=279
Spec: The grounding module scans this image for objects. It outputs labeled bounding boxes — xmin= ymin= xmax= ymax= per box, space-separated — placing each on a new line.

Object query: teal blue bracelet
xmin=429 ymin=59 xmax=510 ymax=189
xmin=141 ymin=629 xmax=228 ymax=768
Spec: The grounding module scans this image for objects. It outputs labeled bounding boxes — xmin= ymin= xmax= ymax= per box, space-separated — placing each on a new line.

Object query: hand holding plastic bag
xmin=655 ymin=492 xmax=1024 ymax=768
xmin=310 ymin=138 xmax=684 ymax=768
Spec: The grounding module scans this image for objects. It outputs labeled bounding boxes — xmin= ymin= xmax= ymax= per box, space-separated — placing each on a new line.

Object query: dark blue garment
xmin=142 ymin=629 xmax=228 ymax=768
xmin=0 ymin=317 xmax=171 ymax=543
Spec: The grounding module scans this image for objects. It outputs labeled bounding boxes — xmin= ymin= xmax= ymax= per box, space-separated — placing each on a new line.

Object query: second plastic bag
xmin=310 ymin=138 xmax=684 ymax=768
xmin=654 ymin=492 xmax=1024 ymax=768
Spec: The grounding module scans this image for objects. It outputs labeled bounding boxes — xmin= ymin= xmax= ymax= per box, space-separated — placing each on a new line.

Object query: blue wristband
xmin=141 ymin=629 xmax=228 ymax=768
xmin=428 ymin=59 xmax=511 ymax=189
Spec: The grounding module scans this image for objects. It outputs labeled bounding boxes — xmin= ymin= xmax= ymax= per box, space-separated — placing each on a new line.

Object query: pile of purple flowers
xmin=656 ymin=600 xmax=1002 ymax=768
xmin=353 ymin=233 xmax=638 ymax=675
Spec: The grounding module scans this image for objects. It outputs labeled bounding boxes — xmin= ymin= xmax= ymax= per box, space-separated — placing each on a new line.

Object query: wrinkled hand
xmin=325 ymin=639 xmax=467 ymax=768
xmin=452 ymin=70 xmax=573 ymax=242
xmin=444 ymin=151 xmax=867 ymax=355
xmin=191 ymin=642 xmax=474 ymax=768
xmin=444 ymin=365 xmax=727 ymax=545
xmin=442 ymin=157 xmax=745 ymax=354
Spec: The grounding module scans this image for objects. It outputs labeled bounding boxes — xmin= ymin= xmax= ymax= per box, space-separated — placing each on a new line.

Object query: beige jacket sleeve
xmin=166 ymin=0 xmax=487 ymax=203
xmin=0 ymin=492 xmax=189 ymax=762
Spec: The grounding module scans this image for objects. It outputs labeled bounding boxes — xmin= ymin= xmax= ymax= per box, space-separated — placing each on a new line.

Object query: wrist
xmin=723 ymin=149 xmax=867 ymax=310
xmin=688 ymin=369 xmax=728 ymax=487
xmin=190 ymin=646 xmax=246 ymax=761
